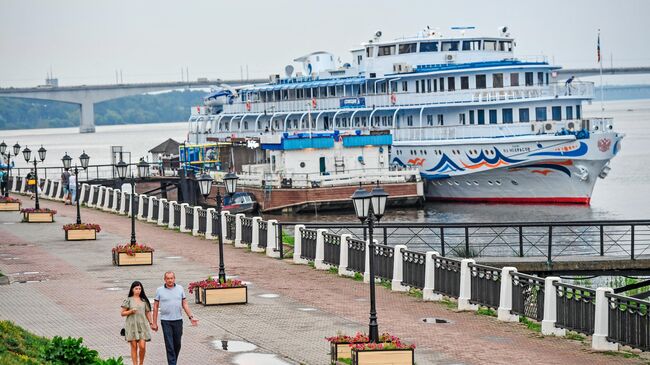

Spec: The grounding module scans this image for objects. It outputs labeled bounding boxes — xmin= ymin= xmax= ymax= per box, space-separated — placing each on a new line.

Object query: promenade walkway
xmin=0 ymin=195 xmax=646 ymax=365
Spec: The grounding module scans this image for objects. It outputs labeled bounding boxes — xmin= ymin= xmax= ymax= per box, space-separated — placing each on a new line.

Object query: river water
xmin=2 ymin=99 xmax=649 ymax=223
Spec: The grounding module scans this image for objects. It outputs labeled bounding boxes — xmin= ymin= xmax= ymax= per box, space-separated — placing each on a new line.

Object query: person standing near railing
xmin=61 ymin=168 xmax=71 ymax=205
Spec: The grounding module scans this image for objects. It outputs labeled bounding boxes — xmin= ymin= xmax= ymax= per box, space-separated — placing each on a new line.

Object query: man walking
xmin=152 ymin=271 xmax=198 ymax=365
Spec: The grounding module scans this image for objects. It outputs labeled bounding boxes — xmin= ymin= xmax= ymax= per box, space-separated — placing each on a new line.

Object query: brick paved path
xmin=0 ymin=196 xmax=645 ymax=365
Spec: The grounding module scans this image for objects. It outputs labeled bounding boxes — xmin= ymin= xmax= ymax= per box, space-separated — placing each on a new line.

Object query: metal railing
xmin=373 ymin=244 xmax=394 ymax=281
xmin=606 ymin=293 xmax=650 ymax=351
xmin=401 ymin=249 xmax=426 ymax=289
xmin=258 ymin=220 xmax=268 ymax=249
xmin=511 ymin=272 xmax=545 ymax=321
xmin=299 ymin=228 xmax=317 ymax=261
xmin=323 ymin=232 xmax=341 ymax=266
xmin=469 ymin=263 xmax=501 ymax=309
xmin=225 ymin=214 xmax=236 ymax=241
xmin=346 ymin=237 xmax=366 ymax=273
xmin=173 ymin=204 xmax=181 ymax=227
xmin=197 ymin=209 xmax=206 ymax=234
xmin=434 ymin=256 xmax=461 ymax=298
xmin=151 ymin=199 xmax=159 ymax=221
xmin=554 ymin=282 xmax=596 ymax=335
xmin=184 ymin=206 xmax=194 ymax=231
xmin=141 ymin=197 xmax=148 ymax=217
xmin=161 ymin=201 xmax=169 ymax=224
xmin=241 ymin=217 xmax=253 ymax=245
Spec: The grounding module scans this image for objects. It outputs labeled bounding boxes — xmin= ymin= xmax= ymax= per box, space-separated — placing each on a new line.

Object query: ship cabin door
xmin=319 ymin=157 xmax=327 ymax=175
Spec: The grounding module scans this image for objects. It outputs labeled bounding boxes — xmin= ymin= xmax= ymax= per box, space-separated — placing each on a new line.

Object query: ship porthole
xmin=488 ymin=181 xmax=493 ymax=185
xmin=495 ymin=180 xmax=502 ymax=186
xmin=473 ymin=181 xmax=479 ymax=185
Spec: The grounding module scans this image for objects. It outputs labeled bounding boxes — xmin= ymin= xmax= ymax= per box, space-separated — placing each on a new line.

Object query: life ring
xmin=245 ymin=100 xmax=251 ymax=111
xmin=311 ymin=98 xmax=317 ymax=109
xmin=390 ymin=92 xmax=397 ymax=105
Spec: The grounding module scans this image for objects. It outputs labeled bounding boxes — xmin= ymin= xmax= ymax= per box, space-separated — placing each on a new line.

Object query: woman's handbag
xmin=120 ymin=328 xmax=125 ymax=337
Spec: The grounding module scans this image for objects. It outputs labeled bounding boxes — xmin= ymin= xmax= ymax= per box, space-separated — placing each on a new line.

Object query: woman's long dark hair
xmin=128 ymin=281 xmax=151 ymax=311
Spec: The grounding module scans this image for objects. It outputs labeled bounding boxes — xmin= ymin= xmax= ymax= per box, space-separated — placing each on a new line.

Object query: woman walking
xmin=121 ymin=281 xmax=153 ymax=365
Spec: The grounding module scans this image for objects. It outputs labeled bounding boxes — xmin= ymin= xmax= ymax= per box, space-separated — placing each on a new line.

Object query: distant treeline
xmin=0 ymin=85 xmax=649 ymax=130
xmin=0 ymin=90 xmax=205 ymax=130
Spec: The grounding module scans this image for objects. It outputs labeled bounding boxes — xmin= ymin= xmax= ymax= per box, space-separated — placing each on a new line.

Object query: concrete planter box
xmin=351 ymin=348 xmax=414 ymax=365
xmin=201 ymin=286 xmax=247 ymax=306
xmin=23 ymin=212 xmax=54 ymax=223
xmin=112 ymin=251 xmax=153 ymax=266
xmin=0 ymin=202 xmax=20 ymax=211
xmin=65 ymin=229 xmax=97 ymax=241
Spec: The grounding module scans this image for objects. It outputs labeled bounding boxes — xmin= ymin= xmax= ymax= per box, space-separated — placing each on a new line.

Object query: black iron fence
xmin=434 ymin=256 xmax=461 ymax=298
xmin=185 ymin=206 xmax=194 ymax=231
xmin=511 ymin=272 xmax=545 ymax=321
xmin=323 ymin=232 xmax=341 ymax=266
xmin=211 ymin=212 xmax=220 ymax=237
xmin=258 ymin=220 xmax=268 ymax=249
xmin=469 ymin=263 xmax=501 ymax=309
xmin=81 ymin=186 xmax=91 ymax=205
xmin=132 ymin=194 xmax=139 ymax=216
xmin=141 ymin=196 xmax=149 ymax=217
xmin=91 ymin=186 xmax=99 ymax=206
xmin=241 ymin=217 xmax=253 ymax=245
xmin=225 ymin=214 xmax=236 ymax=241
xmin=401 ymin=249 xmax=426 ymax=289
xmin=554 ymin=282 xmax=596 ymax=335
xmin=606 ymin=293 xmax=650 ymax=351
xmin=373 ymin=244 xmax=394 ymax=281
xmin=106 ymin=191 xmax=114 ymax=209
xmin=124 ymin=193 xmax=131 ymax=213
xmin=300 ymin=228 xmax=317 ymax=261
xmin=173 ymin=203 xmax=181 ymax=227
xmin=347 ymin=237 xmax=366 ymax=273
xmin=151 ymin=198 xmax=159 ymax=221
xmin=197 ymin=209 xmax=207 ymax=234
xmin=162 ymin=201 xmax=169 ymax=224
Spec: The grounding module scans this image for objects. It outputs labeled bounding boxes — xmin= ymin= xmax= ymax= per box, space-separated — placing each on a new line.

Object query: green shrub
xmin=94 ymin=357 xmax=125 ymax=365
xmin=0 ymin=320 xmax=49 ymax=364
xmin=476 ymin=307 xmax=497 ymax=317
xmin=41 ymin=336 xmax=98 ymax=365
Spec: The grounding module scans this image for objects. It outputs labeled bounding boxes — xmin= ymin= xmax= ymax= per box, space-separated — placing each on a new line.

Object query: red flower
xmin=188 ymin=277 xmax=246 ymax=293
xmin=62 ymin=223 xmax=101 ymax=232
xmin=20 ymin=208 xmax=56 ymax=214
xmin=0 ymin=197 xmax=20 ymax=203
xmin=112 ymin=243 xmax=154 ymax=256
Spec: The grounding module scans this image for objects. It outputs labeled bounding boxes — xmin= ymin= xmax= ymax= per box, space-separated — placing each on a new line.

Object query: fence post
xmin=458 ymin=259 xmax=478 ymax=311
xmin=157 ymin=198 xmax=167 ymax=226
xmin=363 ymin=239 xmax=375 ymax=283
xmin=147 ymin=196 xmax=156 ymax=222
xmin=423 ymin=251 xmax=442 ymax=301
xmin=391 ymin=245 xmax=408 ymax=292
xmin=167 ymin=201 xmax=177 ymax=229
xmin=221 ymin=211 xmax=231 ymax=243
xmin=497 ymin=267 xmax=519 ymax=322
xmin=266 ymin=220 xmax=280 ymax=258
xmin=95 ymin=186 xmax=104 ymax=207
xmin=440 ymin=227 xmax=445 ymax=256
xmin=315 ymin=229 xmax=329 ymax=270
xmin=119 ymin=190 xmax=127 ymax=215
xmin=338 ymin=234 xmax=355 ymax=277
xmin=293 ymin=225 xmax=308 ymax=264
xmin=592 ymin=287 xmax=618 ymax=351
xmin=79 ymin=183 xmax=89 ymax=206
xmin=541 ymin=276 xmax=566 ymax=336
xmin=137 ymin=195 xmax=147 ymax=220
xmin=179 ymin=203 xmax=190 ymax=232
xmin=518 ymin=226 xmax=524 ymax=257
xmin=192 ymin=206 xmax=201 ymax=236
xmin=631 ymin=225 xmax=635 ymax=260
xmin=251 ymin=217 xmax=264 ymax=252
xmin=204 ymin=208 xmax=216 ymax=239
xmin=234 ymin=213 xmax=246 ymax=247
xmin=547 ymin=226 xmax=553 ymax=266
xmin=103 ymin=188 xmax=113 ymax=211
xmin=112 ymin=189 xmax=121 ymax=212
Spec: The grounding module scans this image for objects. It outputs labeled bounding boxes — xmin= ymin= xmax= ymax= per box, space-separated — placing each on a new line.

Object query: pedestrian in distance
xmin=69 ymin=173 xmax=77 ymax=205
xmin=152 ymin=271 xmax=198 ymax=365
xmin=121 ymin=281 xmax=153 ymax=365
xmin=61 ymin=168 xmax=71 ymax=204
xmin=565 ymin=75 xmax=575 ymax=96
xmin=0 ymin=169 xmax=5 ymax=196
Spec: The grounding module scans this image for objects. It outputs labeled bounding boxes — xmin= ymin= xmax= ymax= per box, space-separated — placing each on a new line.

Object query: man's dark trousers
xmin=161 ymin=319 xmax=183 ymax=365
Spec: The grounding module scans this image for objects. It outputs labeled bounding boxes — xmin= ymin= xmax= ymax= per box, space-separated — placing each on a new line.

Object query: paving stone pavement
xmin=0 ymin=196 xmax=646 ymax=365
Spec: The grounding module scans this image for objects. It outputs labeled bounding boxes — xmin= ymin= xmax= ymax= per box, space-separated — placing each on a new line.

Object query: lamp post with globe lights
xmin=22 ymin=145 xmax=47 ymax=210
xmin=115 ymin=158 xmax=150 ymax=245
xmin=198 ymin=171 xmax=239 ymax=283
xmin=350 ymin=182 xmax=389 ymax=343
xmin=62 ymin=151 xmax=90 ymax=224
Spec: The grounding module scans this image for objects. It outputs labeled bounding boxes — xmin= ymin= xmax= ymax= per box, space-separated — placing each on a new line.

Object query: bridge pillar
xmin=80 ymin=101 xmax=96 ymax=133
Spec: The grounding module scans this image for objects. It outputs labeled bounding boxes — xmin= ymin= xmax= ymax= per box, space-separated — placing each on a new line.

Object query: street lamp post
xmin=22 ymin=145 xmax=47 ymax=210
xmin=62 ymin=151 xmax=90 ymax=224
xmin=0 ymin=141 xmax=19 ymax=197
xmin=198 ymin=171 xmax=239 ymax=283
xmin=115 ymin=158 xmax=149 ymax=245
xmin=350 ymin=183 xmax=389 ymax=343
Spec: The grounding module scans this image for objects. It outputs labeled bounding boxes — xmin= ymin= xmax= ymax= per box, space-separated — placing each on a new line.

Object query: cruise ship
xmin=187 ymin=27 xmax=622 ymax=204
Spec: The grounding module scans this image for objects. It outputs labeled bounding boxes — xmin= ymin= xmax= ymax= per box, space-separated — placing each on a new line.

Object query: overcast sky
xmin=1 ymin=0 xmax=650 ymax=87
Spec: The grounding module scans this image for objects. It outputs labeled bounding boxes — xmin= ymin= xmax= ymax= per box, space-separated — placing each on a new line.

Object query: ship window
xmin=427 ymin=79 xmax=431 ymax=92
xmin=427 ymin=115 xmax=434 ymax=126
xmin=447 ymin=77 xmax=455 ymax=91
xmin=462 ymin=40 xmax=481 ymax=51
xmin=477 ymin=110 xmax=485 ymax=125
xmin=566 ymin=106 xmax=573 ymax=120
xmin=535 ymin=107 xmax=547 ymax=121
xmin=415 ymin=80 xmax=419 ymax=93
xmin=407 ymin=115 xmax=413 ymax=126
xmin=510 ymin=73 xmax=519 ymax=87
xmin=433 ymin=79 xmax=438 ymax=92
xmin=469 ymin=110 xmax=475 ymax=125
xmin=459 ymin=113 xmax=466 ymax=125
xmin=502 ymin=109 xmax=513 ymax=124
xmin=476 ymin=74 xmax=486 ymax=89
xmin=484 ymin=40 xmax=497 ymax=51
xmin=357 ymin=55 xmax=362 ymax=65
xmin=537 ymin=72 xmax=544 ymax=85
xmin=525 ymin=72 xmax=534 ymax=86
xmin=576 ymin=105 xmax=581 ymax=119
xmin=402 ymin=81 xmax=408 ymax=92
xmin=489 ymin=109 xmax=497 ymax=124
xmin=378 ymin=45 xmax=396 ymax=56
xmin=366 ymin=47 xmax=374 ymax=58
xmin=499 ymin=41 xmax=512 ymax=52
xmin=437 ymin=114 xmax=444 ymax=125
xmin=552 ymin=106 xmax=562 ymax=121
xmin=519 ymin=108 xmax=530 ymax=122
xmin=420 ymin=42 xmax=438 ymax=52
xmin=329 ymin=86 xmax=336 ymax=96
xmin=439 ymin=77 xmax=445 ymax=91
xmin=398 ymin=43 xmax=417 ymax=54
xmin=461 ymin=76 xmax=469 ymax=90
xmin=493 ymin=73 xmax=503 ymax=88
xmin=441 ymin=41 xmax=459 ymax=51
xmin=420 ymin=80 xmax=425 ymax=93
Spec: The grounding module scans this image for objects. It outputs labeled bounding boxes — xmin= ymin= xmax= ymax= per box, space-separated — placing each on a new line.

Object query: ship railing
xmin=393 ymin=123 xmax=533 ymax=141
xmin=236 ymin=168 xmax=419 ymax=188
xmin=222 ymin=82 xmax=594 ymax=115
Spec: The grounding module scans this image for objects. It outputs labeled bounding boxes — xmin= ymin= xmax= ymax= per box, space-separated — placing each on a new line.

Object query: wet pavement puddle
xmin=212 ymin=340 xmax=257 ymax=352
xmin=258 ymin=293 xmax=279 ymax=298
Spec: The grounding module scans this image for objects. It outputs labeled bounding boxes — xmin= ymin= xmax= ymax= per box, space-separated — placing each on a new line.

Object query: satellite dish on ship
xmin=284 ymin=65 xmax=294 ymax=78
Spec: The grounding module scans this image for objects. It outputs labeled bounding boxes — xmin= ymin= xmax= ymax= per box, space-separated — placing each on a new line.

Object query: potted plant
xmin=188 ymin=277 xmax=247 ymax=306
xmin=0 ymin=196 xmax=21 ymax=211
xmin=111 ymin=243 xmax=154 ymax=266
xmin=327 ymin=332 xmax=397 ymax=363
xmin=63 ymin=223 xmax=101 ymax=241
xmin=21 ymin=207 xmax=56 ymax=223
xmin=350 ymin=339 xmax=415 ymax=365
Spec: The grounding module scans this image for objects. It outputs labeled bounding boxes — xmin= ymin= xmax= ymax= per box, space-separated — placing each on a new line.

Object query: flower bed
xmin=0 ymin=196 xmax=21 ymax=211
xmin=21 ymin=208 xmax=56 ymax=223
xmin=189 ymin=277 xmax=247 ymax=306
xmin=63 ymin=223 xmax=101 ymax=241
xmin=326 ymin=332 xmax=412 ymax=364
xmin=111 ymin=243 xmax=154 ymax=266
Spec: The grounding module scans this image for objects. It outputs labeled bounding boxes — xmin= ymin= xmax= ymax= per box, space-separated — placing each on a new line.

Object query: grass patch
xmin=0 ymin=320 xmax=49 ymax=364
xmin=353 ymin=272 xmax=364 ymax=281
xmin=408 ymin=288 xmax=423 ymax=299
xmin=601 ymin=350 xmax=640 ymax=359
xmin=328 ymin=267 xmax=339 ymax=275
xmin=518 ymin=316 xmax=541 ymax=332
xmin=282 ymin=232 xmax=295 ymax=246
xmin=308 ymin=261 xmax=315 ymax=268
xmin=476 ymin=307 xmax=497 ymax=317
xmin=565 ymin=331 xmax=585 ymax=341
xmin=380 ymin=280 xmax=392 ymax=290
xmin=439 ymin=297 xmax=457 ymax=309
xmin=338 ymin=358 xmax=353 ymax=365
